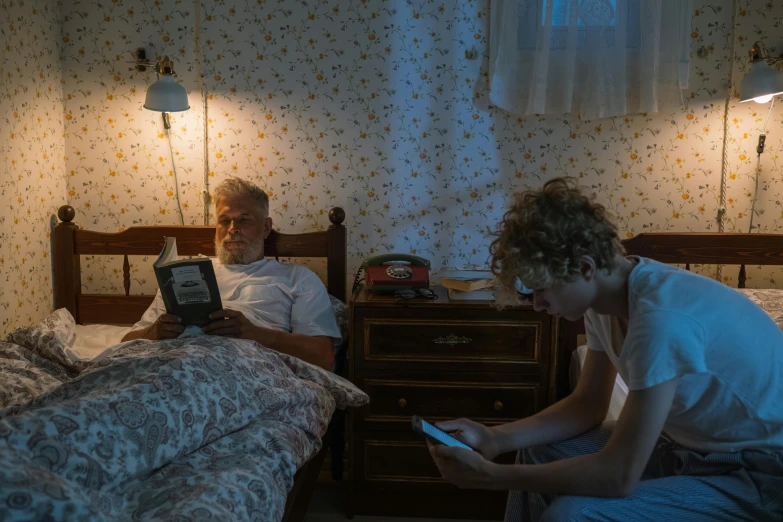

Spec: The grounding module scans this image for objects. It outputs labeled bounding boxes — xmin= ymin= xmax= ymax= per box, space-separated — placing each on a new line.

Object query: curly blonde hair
xmin=489 ymin=178 xmax=625 ymax=298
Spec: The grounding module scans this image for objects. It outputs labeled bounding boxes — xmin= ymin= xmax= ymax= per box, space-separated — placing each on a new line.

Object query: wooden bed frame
xmin=52 ymin=205 xmax=783 ymax=513
xmin=52 ymin=204 xmax=347 ymax=522
xmin=556 ymin=231 xmax=783 ymax=400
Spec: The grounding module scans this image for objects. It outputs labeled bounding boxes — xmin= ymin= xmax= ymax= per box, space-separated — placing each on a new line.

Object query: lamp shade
xmin=739 ymin=60 xmax=783 ymax=103
xmin=144 ymin=75 xmax=190 ymax=112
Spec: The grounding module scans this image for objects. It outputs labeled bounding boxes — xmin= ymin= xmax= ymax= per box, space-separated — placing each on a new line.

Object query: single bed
xmin=560 ymin=231 xmax=783 ymax=419
xmin=38 ymin=204 xmax=354 ymax=522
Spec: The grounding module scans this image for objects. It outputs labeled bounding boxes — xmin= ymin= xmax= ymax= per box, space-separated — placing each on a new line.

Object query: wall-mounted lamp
xmin=131 ymin=48 xmax=189 ymax=225
xmin=131 ymin=49 xmax=189 ymax=128
xmin=739 ymin=41 xmax=783 ymax=104
xmin=736 ymin=42 xmax=782 ymax=235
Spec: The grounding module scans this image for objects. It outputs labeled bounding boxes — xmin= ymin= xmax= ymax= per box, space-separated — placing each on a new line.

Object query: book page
xmin=154 ymin=237 xmax=178 ymax=267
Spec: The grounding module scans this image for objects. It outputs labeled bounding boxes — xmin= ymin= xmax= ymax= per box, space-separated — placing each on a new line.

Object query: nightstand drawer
xmin=359 ymin=434 xmax=516 ymax=483
xmin=351 ymin=433 xmax=513 ymax=519
xmin=359 ymin=377 xmax=542 ymax=426
xmin=355 ymin=312 xmax=549 ymax=372
xmin=364 ymin=437 xmax=442 ymax=482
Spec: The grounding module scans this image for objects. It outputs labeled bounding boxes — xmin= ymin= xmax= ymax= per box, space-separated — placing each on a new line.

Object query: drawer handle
xmin=432 ymin=334 xmax=472 ymax=347
xmin=398 ymin=397 xmax=407 ymax=408
xmin=494 ymin=400 xmax=503 ymax=411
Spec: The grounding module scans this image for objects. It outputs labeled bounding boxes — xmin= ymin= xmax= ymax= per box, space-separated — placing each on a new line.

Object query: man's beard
xmin=215 ymin=233 xmax=265 ymax=265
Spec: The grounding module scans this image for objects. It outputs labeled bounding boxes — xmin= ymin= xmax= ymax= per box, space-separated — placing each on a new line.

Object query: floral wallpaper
xmin=720 ymin=0 xmax=783 ymax=286
xmin=0 ymin=0 xmax=66 ymax=336
xmin=53 ymin=0 xmax=783 ymax=296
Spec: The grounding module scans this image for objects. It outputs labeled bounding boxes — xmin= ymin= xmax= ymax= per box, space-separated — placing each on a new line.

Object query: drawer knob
xmin=494 ymin=400 xmax=503 ymax=411
xmin=432 ymin=334 xmax=472 ymax=347
xmin=398 ymin=397 xmax=407 ymax=408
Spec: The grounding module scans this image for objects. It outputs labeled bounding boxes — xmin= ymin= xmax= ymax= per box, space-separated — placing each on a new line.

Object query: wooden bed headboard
xmin=52 ymin=205 xmax=347 ymax=325
xmin=622 ymin=232 xmax=783 ymax=286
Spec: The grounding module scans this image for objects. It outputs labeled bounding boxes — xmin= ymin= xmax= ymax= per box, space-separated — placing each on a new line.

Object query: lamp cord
xmin=153 ymin=68 xmax=186 ymax=226
xmin=716 ymin=2 xmax=738 ymax=283
xmin=762 ymin=96 xmax=775 ymax=130
xmin=194 ymin=0 xmax=210 ymax=226
xmin=748 ymin=97 xmax=775 ymax=234
xmin=165 ymin=124 xmax=186 ymax=226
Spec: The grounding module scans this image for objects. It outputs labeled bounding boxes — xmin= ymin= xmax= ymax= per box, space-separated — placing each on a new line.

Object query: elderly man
xmin=121 ymin=178 xmax=340 ymax=370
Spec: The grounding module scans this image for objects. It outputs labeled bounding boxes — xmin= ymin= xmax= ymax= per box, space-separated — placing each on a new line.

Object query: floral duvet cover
xmin=0 ymin=309 xmax=368 ymax=521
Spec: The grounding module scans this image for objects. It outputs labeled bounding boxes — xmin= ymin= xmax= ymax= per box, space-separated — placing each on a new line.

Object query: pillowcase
xmin=70 ymin=324 xmax=132 ymax=361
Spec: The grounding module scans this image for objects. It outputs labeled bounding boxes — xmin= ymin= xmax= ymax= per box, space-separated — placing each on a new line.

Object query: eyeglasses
xmin=394 ymin=287 xmax=438 ymax=300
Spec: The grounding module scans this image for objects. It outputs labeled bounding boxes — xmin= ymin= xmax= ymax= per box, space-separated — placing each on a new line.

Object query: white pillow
xmin=67 ymin=324 xmax=132 ymax=361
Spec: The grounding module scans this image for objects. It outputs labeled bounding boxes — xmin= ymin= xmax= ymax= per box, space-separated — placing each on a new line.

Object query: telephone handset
xmin=352 ymin=253 xmax=431 ymax=294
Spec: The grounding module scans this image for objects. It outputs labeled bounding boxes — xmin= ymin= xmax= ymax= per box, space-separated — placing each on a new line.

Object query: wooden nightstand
xmin=348 ymin=285 xmax=562 ymax=520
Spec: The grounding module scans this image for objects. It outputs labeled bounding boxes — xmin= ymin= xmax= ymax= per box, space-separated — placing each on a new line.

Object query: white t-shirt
xmin=131 ymin=258 xmax=342 ymax=344
xmin=585 ymin=257 xmax=783 ymax=454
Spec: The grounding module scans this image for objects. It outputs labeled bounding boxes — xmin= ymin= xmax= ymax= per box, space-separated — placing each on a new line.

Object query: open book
xmin=153 ymin=237 xmax=222 ymax=326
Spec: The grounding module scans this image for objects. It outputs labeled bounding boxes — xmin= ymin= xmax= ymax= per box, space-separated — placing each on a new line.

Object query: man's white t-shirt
xmin=131 ymin=258 xmax=342 ymax=344
xmin=585 ymin=257 xmax=783 ymax=454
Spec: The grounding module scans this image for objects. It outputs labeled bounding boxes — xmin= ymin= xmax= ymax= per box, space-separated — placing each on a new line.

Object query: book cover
xmin=436 ymin=267 xmax=494 ymax=280
xmin=441 ymin=277 xmax=495 ymax=292
xmin=447 ymin=288 xmax=495 ymax=301
xmin=153 ymin=237 xmax=223 ymax=327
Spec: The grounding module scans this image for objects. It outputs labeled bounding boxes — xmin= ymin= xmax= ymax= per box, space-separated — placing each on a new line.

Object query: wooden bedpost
xmin=327 ymin=207 xmax=347 ymax=303
xmin=53 ymin=205 xmax=81 ymax=321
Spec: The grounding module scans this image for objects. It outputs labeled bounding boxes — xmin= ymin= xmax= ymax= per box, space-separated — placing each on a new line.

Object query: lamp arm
xmin=127 ymin=49 xmax=176 ymax=75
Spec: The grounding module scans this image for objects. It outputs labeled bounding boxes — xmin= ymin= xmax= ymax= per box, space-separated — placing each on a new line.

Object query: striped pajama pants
xmin=504 ymin=423 xmax=783 ymax=522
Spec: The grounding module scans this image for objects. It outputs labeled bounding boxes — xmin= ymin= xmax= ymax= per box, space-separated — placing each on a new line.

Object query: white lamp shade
xmin=739 ymin=60 xmax=783 ymax=103
xmin=144 ymin=75 xmax=190 ymax=112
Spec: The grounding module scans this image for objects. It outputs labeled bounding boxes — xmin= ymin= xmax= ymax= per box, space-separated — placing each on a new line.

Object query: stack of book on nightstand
xmin=438 ymin=268 xmax=496 ymax=301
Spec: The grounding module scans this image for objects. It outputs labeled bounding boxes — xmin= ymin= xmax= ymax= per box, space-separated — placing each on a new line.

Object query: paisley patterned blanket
xmin=0 ymin=309 xmax=368 ymax=521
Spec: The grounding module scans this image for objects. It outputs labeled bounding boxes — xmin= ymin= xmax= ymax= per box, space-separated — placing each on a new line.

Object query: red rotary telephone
xmin=355 ymin=254 xmax=431 ymax=293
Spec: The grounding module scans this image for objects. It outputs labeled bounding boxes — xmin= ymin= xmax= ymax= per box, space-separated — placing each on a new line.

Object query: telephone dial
xmin=352 ymin=254 xmax=431 ymax=293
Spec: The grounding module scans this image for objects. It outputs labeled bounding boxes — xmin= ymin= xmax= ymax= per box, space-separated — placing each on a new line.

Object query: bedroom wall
xmin=59 ymin=0 xmax=783 ymax=294
xmin=0 ymin=0 xmax=67 ymax=335
xmin=720 ymin=2 xmax=783 ymax=285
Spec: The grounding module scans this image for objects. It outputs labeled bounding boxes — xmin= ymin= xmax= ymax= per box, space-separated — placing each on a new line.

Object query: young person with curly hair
xmin=427 ymin=178 xmax=783 ymax=521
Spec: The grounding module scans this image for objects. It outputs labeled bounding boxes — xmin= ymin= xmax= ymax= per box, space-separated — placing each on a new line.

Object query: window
xmin=518 ymin=0 xmax=646 ymax=50
xmin=489 ymin=0 xmax=692 ymax=118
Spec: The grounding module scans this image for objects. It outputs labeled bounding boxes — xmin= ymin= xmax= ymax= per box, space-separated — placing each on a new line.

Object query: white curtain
xmin=489 ymin=0 xmax=692 ymax=120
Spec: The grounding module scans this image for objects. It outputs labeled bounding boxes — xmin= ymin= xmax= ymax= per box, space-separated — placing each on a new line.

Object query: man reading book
xmin=121 ymin=178 xmax=341 ymax=370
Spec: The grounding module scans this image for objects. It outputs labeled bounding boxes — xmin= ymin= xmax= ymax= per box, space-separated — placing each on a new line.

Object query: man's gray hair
xmin=213 ymin=177 xmax=269 ymax=217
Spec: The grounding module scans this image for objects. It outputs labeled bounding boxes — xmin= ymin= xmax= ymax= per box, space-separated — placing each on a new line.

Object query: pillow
xmin=70 ymin=324 xmax=132 ymax=361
